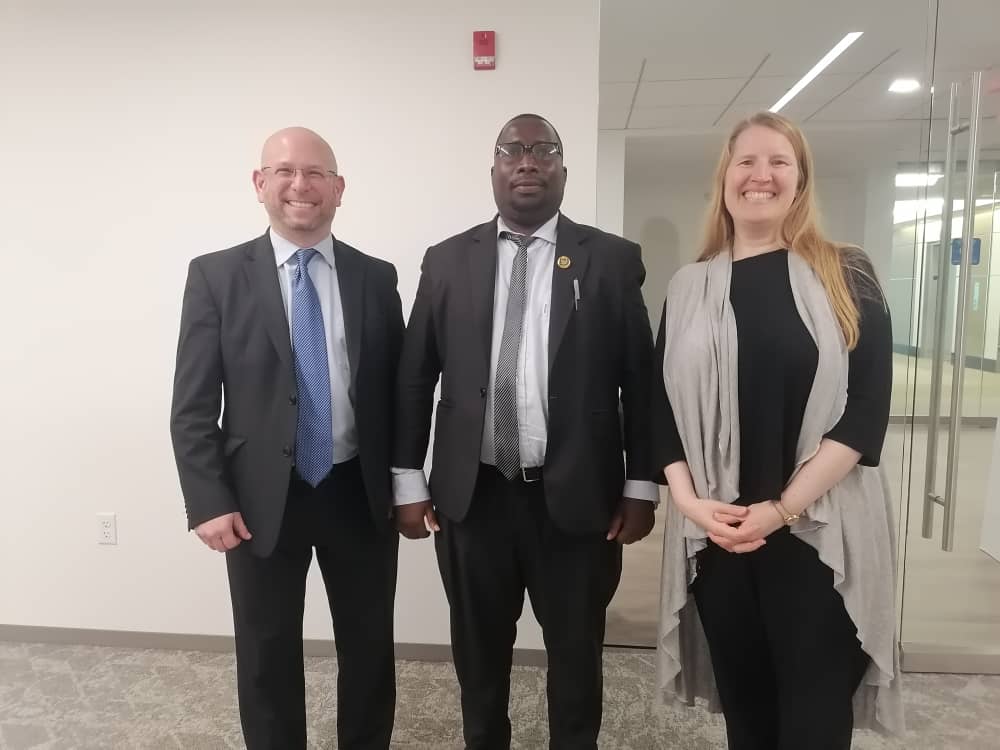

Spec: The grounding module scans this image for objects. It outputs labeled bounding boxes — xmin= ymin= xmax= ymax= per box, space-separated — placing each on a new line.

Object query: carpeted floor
xmin=2 ymin=640 xmax=999 ymax=748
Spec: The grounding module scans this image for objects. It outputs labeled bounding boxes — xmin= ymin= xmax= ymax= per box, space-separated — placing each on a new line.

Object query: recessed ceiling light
xmin=889 ymin=78 xmax=921 ymax=93
xmin=770 ymin=32 xmax=864 ymax=113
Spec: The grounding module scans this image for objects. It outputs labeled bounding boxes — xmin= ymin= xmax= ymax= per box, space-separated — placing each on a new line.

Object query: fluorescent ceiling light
xmin=889 ymin=78 xmax=921 ymax=93
xmin=770 ymin=32 xmax=863 ymax=113
xmin=896 ymin=173 xmax=943 ymax=187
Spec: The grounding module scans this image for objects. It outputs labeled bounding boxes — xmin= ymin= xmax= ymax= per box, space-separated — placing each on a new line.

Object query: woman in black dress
xmin=653 ymin=112 xmax=903 ymax=749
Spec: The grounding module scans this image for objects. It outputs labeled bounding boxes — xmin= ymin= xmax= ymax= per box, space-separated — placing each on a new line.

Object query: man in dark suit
xmin=170 ymin=127 xmax=402 ymax=750
xmin=392 ymin=114 xmax=657 ymax=749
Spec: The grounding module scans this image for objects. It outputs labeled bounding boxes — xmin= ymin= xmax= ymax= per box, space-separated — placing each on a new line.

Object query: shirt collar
xmin=496 ymin=211 xmax=559 ymax=246
xmin=270 ymin=228 xmax=335 ymax=268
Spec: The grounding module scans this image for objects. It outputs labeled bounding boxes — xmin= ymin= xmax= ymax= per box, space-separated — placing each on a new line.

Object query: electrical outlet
xmin=97 ymin=512 xmax=117 ymax=545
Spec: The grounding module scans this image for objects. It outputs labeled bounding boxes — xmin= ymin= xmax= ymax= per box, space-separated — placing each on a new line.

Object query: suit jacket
xmin=394 ymin=214 xmax=653 ymax=534
xmin=170 ymin=232 xmax=404 ymax=557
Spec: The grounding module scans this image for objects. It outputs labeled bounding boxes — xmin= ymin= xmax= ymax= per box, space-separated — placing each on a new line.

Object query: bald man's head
xmin=253 ymin=127 xmax=345 ymax=247
xmin=259 ymin=127 xmax=338 ymax=174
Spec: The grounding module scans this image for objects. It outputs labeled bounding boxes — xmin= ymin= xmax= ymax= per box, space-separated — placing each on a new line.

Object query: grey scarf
xmin=656 ymin=250 xmax=904 ymax=736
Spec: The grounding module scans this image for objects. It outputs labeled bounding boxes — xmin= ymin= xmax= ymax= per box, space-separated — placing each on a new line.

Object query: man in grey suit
xmin=170 ymin=127 xmax=403 ymax=750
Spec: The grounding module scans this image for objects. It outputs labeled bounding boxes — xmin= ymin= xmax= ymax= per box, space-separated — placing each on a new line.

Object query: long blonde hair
xmin=699 ymin=111 xmax=862 ymax=350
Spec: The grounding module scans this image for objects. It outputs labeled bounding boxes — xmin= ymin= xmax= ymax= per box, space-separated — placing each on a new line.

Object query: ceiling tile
xmin=600 ymin=55 xmax=645 ymax=83
xmin=599 ymin=108 xmax=629 ymax=130
xmin=600 ymin=81 xmax=637 ymax=111
xmin=643 ymin=52 xmax=766 ymax=82
xmin=637 ymin=78 xmax=743 ymax=108
xmin=739 ymin=74 xmax=862 ymax=108
xmin=809 ymin=94 xmax=918 ymax=122
xmin=627 ymin=105 xmax=723 ymax=130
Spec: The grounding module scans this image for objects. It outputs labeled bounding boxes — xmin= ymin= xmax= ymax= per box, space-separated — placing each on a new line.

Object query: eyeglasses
xmin=494 ymin=141 xmax=562 ymax=164
xmin=261 ymin=166 xmax=339 ymax=183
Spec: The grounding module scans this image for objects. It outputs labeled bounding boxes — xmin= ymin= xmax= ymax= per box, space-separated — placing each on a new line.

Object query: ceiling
xmin=601 ymin=0 xmax=1000 ymax=175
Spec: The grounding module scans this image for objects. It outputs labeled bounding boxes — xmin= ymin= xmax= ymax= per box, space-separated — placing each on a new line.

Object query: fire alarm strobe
xmin=474 ymin=31 xmax=496 ymax=70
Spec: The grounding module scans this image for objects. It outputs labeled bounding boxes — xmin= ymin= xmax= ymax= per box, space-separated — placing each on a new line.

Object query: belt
xmin=519 ymin=466 xmax=543 ymax=483
xmin=290 ymin=456 xmax=360 ymax=489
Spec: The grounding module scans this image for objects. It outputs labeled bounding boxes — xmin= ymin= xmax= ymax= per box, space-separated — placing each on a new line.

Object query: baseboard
xmin=901 ymin=641 xmax=1000 ymax=674
xmin=0 ymin=624 xmax=548 ymax=667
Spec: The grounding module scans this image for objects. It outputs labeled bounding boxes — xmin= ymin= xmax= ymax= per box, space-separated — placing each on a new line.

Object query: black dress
xmin=650 ymin=249 xmax=893 ymax=750
xmin=651 ymin=248 xmax=892 ymax=503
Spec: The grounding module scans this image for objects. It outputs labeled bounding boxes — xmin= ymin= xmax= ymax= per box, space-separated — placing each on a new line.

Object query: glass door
xmin=899 ymin=49 xmax=1000 ymax=671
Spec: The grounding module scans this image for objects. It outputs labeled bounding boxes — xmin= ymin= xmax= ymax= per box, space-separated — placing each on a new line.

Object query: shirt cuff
xmin=391 ymin=467 xmax=431 ymax=506
xmin=623 ymin=479 xmax=659 ymax=504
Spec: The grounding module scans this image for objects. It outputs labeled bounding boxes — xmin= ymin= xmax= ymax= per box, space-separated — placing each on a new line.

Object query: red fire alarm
xmin=473 ymin=31 xmax=496 ymax=70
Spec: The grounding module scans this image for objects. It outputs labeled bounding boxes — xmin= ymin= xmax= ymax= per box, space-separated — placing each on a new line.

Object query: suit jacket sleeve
xmin=169 ymin=258 xmax=239 ymax=529
xmin=393 ymin=248 xmax=442 ymax=469
xmin=384 ymin=263 xmax=406 ymax=383
xmin=620 ymin=242 xmax=654 ymax=482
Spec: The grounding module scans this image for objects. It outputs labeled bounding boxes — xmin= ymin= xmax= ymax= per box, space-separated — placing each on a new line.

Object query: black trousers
xmin=435 ymin=465 xmax=622 ymax=750
xmin=225 ymin=458 xmax=399 ymax=750
xmin=693 ymin=527 xmax=870 ymax=750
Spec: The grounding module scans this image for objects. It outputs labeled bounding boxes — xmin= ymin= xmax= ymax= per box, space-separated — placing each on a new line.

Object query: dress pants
xmin=225 ymin=458 xmax=398 ymax=750
xmin=693 ymin=526 xmax=870 ymax=750
xmin=435 ymin=464 xmax=622 ymax=750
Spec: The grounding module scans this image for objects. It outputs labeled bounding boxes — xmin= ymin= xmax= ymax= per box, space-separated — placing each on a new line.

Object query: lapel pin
xmin=556 ymin=255 xmax=571 ymax=269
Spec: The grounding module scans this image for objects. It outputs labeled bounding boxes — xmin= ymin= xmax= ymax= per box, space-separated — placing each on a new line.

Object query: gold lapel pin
xmin=556 ymin=255 xmax=571 ymax=269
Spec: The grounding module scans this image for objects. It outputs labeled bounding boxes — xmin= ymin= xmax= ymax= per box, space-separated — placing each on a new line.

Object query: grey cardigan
xmin=655 ymin=249 xmax=904 ymax=736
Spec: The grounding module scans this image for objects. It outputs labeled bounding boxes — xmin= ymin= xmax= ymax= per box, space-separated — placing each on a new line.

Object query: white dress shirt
xmin=392 ymin=214 xmax=657 ymax=505
xmin=271 ymin=228 xmax=358 ymax=464
xmin=479 ymin=214 xmax=558 ymax=467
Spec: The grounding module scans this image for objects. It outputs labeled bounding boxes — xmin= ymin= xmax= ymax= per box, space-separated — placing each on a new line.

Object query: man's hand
xmin=606 ymin=497 xmax=656 ymax=544
xmin=394 ymin=500 xmax=439 ymax=539
xmin=194 ymin=512 xmax=252 ymax=552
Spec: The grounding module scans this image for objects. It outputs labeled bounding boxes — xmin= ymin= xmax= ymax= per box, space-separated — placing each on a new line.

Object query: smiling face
xmin=723 ymin=124 xmax=800 ymax=238
xmin=252 ymin=127 xmax=345 ymax=247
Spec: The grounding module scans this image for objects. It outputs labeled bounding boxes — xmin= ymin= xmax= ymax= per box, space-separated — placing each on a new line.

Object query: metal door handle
xmin=922 ymin=72 xmax=983 ymax=551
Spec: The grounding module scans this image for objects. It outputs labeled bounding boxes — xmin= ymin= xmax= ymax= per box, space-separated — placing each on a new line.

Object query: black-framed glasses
xmin=494 ymin=141 xmax=562 ymax=163
xmin=261 ymin=166 xmax=339 ymax=183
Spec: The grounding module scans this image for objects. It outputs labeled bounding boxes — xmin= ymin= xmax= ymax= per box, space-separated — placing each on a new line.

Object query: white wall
xmin=815 ymin=175 xmax=868 ymax=250
xmin=596 ymin=131 xmax=626 ymax=235
xmin=0 ymin=0 xmax=600 ymax=650
xmin=624 ymin=166 xmax=712 ymax=326
xmin=863 ymin=167 xmax=897 ymax=289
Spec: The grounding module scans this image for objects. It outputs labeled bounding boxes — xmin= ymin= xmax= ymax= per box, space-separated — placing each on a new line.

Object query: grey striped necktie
xmin=494 ymin=231 xmax=533 ymax=479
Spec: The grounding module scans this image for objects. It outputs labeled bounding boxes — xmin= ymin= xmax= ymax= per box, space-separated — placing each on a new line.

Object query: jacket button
xmin=281 ymin=446 xmax=292 ymax=458
xmin=289 ymin=394 xmax=297 ymax=405
xmin=480 ymin=387 xmax=487 ymax=397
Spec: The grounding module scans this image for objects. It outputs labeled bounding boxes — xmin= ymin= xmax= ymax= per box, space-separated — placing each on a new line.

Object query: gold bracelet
xmin=775 ymin=500 xmax=801 ymax=525
xmin=768 ymin=501 xmax=786 ymax=524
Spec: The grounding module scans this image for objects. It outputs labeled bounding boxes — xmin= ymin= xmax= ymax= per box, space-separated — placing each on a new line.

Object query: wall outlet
xmin=97 ymin=512 xmax=117 ymax=545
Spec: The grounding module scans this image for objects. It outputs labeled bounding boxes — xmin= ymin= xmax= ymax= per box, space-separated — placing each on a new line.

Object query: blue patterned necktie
xmin=291 ymin=249 xmax=333 ymax=486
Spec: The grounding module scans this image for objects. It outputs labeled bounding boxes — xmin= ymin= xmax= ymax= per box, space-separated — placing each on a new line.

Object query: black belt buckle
xmin=521 ymin=466 xmax=543 ymax=483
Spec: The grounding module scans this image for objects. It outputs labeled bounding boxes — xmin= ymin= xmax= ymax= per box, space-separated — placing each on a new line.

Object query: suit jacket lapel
xmin=334 ymin=239 xmax=365 ymax=395
xmin=246 ymin=233 xmax=293 ymax=366
xmin=468 ymin=220 xmax=498 ymax=373
xmin=549 ymin=215 xmax=591 ymax=373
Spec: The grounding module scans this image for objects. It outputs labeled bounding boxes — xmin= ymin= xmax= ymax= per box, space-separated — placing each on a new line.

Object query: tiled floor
xmin=2 ymin=640 xmax=1000 ymax=748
